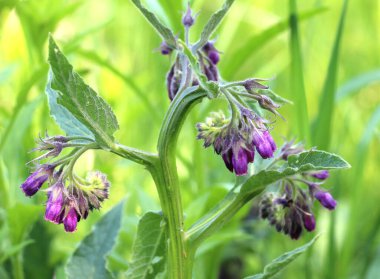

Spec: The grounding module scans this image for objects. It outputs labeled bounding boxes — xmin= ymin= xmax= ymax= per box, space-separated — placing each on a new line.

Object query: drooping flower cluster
xmin=159 ymin=6 xmax=285 ymax=176
xmin=259 ymin=142 xmax=337 ymax=239
xmin=20 ymin=135 xmax=110 ymax=232
xmin=197 ymin=108 xmax=277 ymax=176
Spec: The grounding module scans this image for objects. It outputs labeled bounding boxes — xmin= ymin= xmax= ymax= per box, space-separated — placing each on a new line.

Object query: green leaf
xmin=336 ymin=69 xmax=380 ymax=102
xmin=181 ymin=42 xmax=220 ymax=98
xmin=47 ymin=36 xmax=119 ymax=147
xmin=223 ymin=7 xmax=327 ymax=78
xmin=193 ymin=0 xmax=235 ymax=50
xmin=244 ymin=235 xmax=319 ymax=279
xmin=130 ymin=0 xmax=177 ymax=48
xmin=312 ymin=0 xmax=349 ymax=150
xmin=287 ymin=150 xmax=351 ymax=169
xmin=240 ymin=150 xmax=350 ymax=196
xmin=66 ymin=202 xmax=124 ymax=279
xmin=289 ymin=0 xmax=310 ymax=144
xmin=126 ymin=212 xmax=166 ymax=279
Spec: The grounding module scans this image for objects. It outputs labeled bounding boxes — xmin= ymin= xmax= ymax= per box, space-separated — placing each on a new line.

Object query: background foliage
xmin=0 ymin=0 xmax=379 ymax=278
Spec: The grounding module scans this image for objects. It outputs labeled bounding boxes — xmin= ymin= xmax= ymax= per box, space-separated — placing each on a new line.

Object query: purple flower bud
xmin=243 ymin=79 xmax=269 ymax=91
xmin=208 ymin=50 xmax=220 ymax=65
xmin=21 ymin=165 xmax=54 ymax=196
xmin=45 ymin=182 xmax=64 ymax=224
xmin=302 ymin=213 xmax=316 ymax=231
xmin=311 ymin=170 xmax=329 ymax=180
xmin=63 ymin=207 xmax=78 ymax=233
xmin=253 ymin=131 xmax=275 ymax=159
xmin=263 ymin=131 xmax=276 ymax=152
xmin=182 ymin=5 xmax=195 ymax=27
xmin=160 ymin=41 xmax=172 ymax=55
xmin=202 ymin=42 xmax=220 ymax=65
xmin=232 ymin=148 xmax=249 ymax=176
xmin=314 ymin=191 xmax=337 ymax=210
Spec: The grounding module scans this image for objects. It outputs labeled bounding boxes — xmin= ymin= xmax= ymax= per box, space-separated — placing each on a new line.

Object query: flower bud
xmin=21 ymin=165 xmax=54 ymax=196
xmin=314 ymin=191 xmax=337 ymax=210
xmin=252 ymin=130 xmax=275 ymax=159
xmin=310 ymin=170 xmax=329 ymax=180
xmin=182 ymin=5 xmax=195 ymax=27
xmin=243 ymin=79 xmax=269 ymax=91
xmin=302 ymin=213 xmax=316 ymax=231
xmin=202 ymin=42 xmax=220 ymax=65
xmin=160 ymin=41 xmax=172 ymax=55
xmin=63 ymin=206 xmax=79 ymax=232
xmin=45 ymin=181 xmax=64 ymax=224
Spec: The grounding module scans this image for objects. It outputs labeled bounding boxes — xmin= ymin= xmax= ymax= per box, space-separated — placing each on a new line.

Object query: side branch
xmin=110 ymin=143 xmax=158 ymax=167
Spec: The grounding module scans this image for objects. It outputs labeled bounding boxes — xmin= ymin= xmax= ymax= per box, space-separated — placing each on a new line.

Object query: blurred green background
xmin=0 ymin=0 xmax=379 ymax=278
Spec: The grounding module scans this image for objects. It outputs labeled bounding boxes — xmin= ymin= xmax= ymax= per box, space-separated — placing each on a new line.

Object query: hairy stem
xmin=187 ymin=186 xmax=265 ymax=250
xmin=154 ymin=87 xmax=206 ymax=278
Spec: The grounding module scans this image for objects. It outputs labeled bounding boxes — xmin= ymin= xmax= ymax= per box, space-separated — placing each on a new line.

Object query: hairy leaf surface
xmin=66 ymin=202 xmax=124 ymax=279
xmin=126 ymin=212 xmax=166 ymax=279
xmin=47 ymin=36 xmax=119 ymax=147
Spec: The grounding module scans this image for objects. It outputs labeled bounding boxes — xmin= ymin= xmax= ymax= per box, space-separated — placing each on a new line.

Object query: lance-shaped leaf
xmin=47 ymin=36 xmax=119 ymax=147
xmin=245 ymin=235 xmax=319 ymax=279
xmin=131 ymin=0 xmax=177 ymax=48
xmin=193 ymin=0 xmax=235 ymax=51
xmin=66 ymin=202 xmax=124 ymax=279
xmin=240 ymin=150 xmax=350 ymax=196
xmin=126 ymin=212 xmax=166 ymax=279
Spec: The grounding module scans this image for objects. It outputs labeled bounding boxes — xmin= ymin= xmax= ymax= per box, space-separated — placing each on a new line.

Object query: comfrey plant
xmin=20 ymin=1 xmax=350 ymax=278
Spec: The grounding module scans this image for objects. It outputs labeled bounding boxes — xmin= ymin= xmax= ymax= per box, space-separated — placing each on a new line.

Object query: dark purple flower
xmin=45 ymin=182 xmax=64 ymax=224
xmin=202 ymin=42 xmax=220 ymax=65
xmin=311 ymin=170 xmax=330 ymax=180
xmin=21 ymin=165 xmax=54 ymax=196
xmin=314 ymin=191 xmax=337 ymax=210
xmin=208 ymin=51 xmax=220 ymax=65
xmin=160 ymin=41 xmax=172 ymax=55
xmin=302 ymin=213 xmax=316 ymax=231
xmin=63 ymin=206 xmax=78 ymax=233
xmin=182 ymin=5 xmax=194 ymax=27
xmin=252 ymin=130 xmax=276 ymax=159
xmin=218 ymin=133 xmax=255 ymax=176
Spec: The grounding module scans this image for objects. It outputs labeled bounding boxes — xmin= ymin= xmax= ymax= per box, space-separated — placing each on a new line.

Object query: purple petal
xmin=20 ymin=165 xmax=53 ymax=196
xmin=208 ymin=51 xmax=220 ymax=65
xmin=256 ymin=141 xmax=274 ymax=159
xmin=311 ymin=170 xmax=330 ymax=180
xmin=232 ymin=148 xmax=248 ymax=176
xmin=315 ymin=191 xmax=337 ymax=210
xmin=303 ymin=213 xmax=316 ymax=232
xmin=263 ymin=130 xmax=276 ymax=152
xmin=63 ymin=207 xmax=78 ymax=232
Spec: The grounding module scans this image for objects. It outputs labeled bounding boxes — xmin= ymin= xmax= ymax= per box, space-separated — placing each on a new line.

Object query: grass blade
xmin=336 ymin=69 xmax=380 ymax=102
xmin=312 ymin=0 xmax=349 ymax=150
xmin=289 ymin=0 xmax=311 ymax=144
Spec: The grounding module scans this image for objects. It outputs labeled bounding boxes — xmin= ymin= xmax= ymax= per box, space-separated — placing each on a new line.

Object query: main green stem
xmin=153 ymin=87 xmax=206 ymax=278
